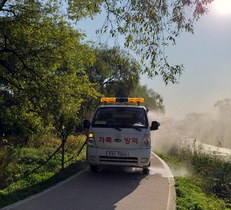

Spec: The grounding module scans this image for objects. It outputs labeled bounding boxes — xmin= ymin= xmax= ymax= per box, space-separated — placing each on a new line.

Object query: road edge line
xmin=152 ymin=152 xmax=176 ymax=210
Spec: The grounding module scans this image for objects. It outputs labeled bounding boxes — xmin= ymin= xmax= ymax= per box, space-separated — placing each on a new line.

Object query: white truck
xmin=83 ymin=97 xmax=160 ymax=174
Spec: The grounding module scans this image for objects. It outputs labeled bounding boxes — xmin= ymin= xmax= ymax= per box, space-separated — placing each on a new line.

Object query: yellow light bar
xmin=101 ymin=97 xmax=144 ymax=105
xmin=128 ymin=98 xmax=144 ymax=104
xmin=100 ymin=97 xmax=116 ymax=103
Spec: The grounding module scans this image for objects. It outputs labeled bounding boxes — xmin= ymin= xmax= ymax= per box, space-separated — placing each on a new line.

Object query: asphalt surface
xmin=2 ymin=153 xmax=176 ymax=210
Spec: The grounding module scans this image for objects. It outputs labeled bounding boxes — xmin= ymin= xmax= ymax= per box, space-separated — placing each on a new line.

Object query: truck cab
xmin=83 ymin=97 xmax=160 ymax=174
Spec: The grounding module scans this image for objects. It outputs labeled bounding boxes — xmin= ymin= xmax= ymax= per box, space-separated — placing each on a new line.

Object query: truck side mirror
xmin=83 ymin=120 xmax=91 ymax=129
xmin=150 ymin=121 xmax=160 ymax=130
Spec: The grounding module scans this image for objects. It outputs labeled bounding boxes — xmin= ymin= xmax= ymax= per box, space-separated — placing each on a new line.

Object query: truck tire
xmin=90 ymin=165 xmax=98 ymax=172
xmin=143 ymin=167 xmax=149 ymax=174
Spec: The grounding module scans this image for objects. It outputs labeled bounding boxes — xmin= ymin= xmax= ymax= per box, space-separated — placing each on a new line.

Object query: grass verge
xmin=0 ymin=135 xmax=88 ymax=208
xmin=157 ymin=147 xmax=231 ymax=210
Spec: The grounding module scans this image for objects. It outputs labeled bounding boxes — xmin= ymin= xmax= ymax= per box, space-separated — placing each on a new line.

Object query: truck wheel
xmin=90 ymin=165 xmax=98 ymax=172
xmin=143 ymin=167 xmax=149 ymax=174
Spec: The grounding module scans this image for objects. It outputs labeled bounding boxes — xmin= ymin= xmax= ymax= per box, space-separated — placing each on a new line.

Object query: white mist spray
xmin=148 ymin=98 xmax=231 ymax=154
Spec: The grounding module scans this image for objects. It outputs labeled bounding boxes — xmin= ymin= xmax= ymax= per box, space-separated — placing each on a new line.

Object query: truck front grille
xmin=99 ymin=156 xmax=138 ymax=164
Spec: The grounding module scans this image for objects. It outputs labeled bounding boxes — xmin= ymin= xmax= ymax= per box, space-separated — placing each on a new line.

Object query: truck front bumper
xmin=87 ymin=147 xmax=151 ymax=168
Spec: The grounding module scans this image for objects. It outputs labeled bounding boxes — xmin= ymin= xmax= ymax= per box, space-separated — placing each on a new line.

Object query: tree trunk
xmin=61 ymin=139 xmax=65 ymax=170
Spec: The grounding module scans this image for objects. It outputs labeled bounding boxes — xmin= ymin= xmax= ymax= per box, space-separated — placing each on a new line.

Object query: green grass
xmin=175 ymin=177 xmax=228 ymax=210
xmin=157 ymin=147 xmax=231 ymax=210
xmin=0 ymin=135 xmax=88 ymax=208
xmin=0 ymin=161 xmax=87 ymax=208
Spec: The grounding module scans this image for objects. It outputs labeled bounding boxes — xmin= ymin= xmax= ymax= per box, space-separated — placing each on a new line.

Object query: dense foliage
xmin=85 ymin=46 xmax=140 ymax=97
xmin=0 ymin=0 xmax=99 ymax=142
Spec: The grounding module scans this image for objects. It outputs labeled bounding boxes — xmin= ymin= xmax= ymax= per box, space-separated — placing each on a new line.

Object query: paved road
xmin=2 ymin=153 xmax=176 ymax=210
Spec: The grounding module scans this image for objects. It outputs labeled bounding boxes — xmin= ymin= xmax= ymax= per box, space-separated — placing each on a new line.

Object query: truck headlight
xmin=140 ymin=134 xmax=151 ymax=148
xmin=88 ymin=133 xmax=96 ymax=147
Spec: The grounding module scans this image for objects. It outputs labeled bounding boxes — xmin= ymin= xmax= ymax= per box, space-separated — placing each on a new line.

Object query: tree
xmin=0 ymin=0 xmax=99 ymax=144
xmin=1 ymin=0 xmax=214 ymax=84
xmin=85 ymin=46 xmax=140 ymax=96
xmin=130 ymin=84 xmax=165 ymax=113
xmin=0 ymin=0 xmax=103 ymax=169
xmin=87 ymin=0 xmax=213 ymax=84
xmin=214 ymin=98 xmax=231 ymax=130
xmin=0 ymin=89 xmax=43 ymax=144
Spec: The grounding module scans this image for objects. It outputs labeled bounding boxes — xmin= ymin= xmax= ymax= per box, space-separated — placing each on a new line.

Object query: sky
xmin=76 ymin=0 xmax=231 ymax=120
xmin=142 ymin=1 xmax=231 ymax=120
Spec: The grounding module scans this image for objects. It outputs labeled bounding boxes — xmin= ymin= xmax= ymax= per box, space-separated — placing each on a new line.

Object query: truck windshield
xmin=92 ymin=107 xmax=148 ymax=128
